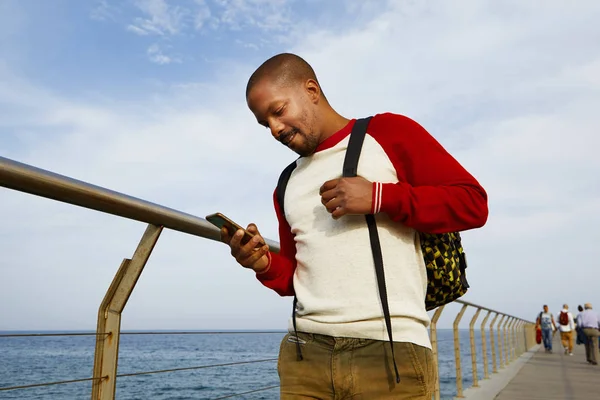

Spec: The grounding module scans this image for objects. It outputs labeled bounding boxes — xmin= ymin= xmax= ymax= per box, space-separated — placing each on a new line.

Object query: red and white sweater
xmin=257 ymin=113 xmax=488 ymax=349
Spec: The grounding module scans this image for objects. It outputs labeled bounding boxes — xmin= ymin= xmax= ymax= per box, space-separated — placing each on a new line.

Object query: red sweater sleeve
xmin=369 ymin=113 xmax=488 ymax=233
xmin=255 ymin=189 xmax=297 ymax=296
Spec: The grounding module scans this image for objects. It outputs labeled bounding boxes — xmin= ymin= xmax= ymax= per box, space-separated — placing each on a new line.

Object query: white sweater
xmin=284 ymin=132 xmax=431 ymax=348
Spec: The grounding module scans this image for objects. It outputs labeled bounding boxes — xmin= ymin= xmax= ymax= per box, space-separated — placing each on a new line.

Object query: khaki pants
xmin=277 ymin=332 xmax=436 ymax=399
xmin=583 ymin=328 xmax=600 ymax=364
xmin=560 ymin=330 xmax=573 ymax=353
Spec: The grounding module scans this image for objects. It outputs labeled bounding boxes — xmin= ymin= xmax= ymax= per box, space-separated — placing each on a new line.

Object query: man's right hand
xmin=221 ymin=223 xmax=270 ymax=274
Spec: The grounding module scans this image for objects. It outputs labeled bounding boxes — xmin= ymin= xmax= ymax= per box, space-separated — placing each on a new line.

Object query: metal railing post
xmin=469 ymin=308 xmax=482 ymax=388
xmin=480 ymin=310 xmax=492 ymax=380
xmin=430 ymin=306 xmax=445 ymax=400
xmin=512 ymin=320 xmax=519 ymax=360
xmin=507 ymin=318 xmax=515 ymax=362
xmin=505 ymin=318 xmax=512 ymax=363
xmin=489 ymin=313 xmax=500 ymax=373
xmin=496 ymin=315 xmax=506 ymax=369
xmin=91 ymin=224 xmax=163 ymax=400
xmin=527 ymin=322 xmax=535 ymax=350
xmin=518 ymin=321 xmax=525 ymax=355
xmin=500 ymin=317 xmax=509 ymax=368
xmin=505 ymin=318 xmax=512 ymax=365
xmin=453 ymin=304 xmax=468 ymax=398
xmin=429 ymin=306 xmax=445 ymax=400
xmin=514 ymin=321 xmax=520 ymax=357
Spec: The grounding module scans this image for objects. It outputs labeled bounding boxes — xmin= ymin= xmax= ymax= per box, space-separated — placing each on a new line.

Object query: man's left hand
xmin=319 ymin=177 xmax=373 ymax=219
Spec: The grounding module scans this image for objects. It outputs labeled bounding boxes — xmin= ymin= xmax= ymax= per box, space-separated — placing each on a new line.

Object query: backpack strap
xmin=343 ymin=117 xmax=400 ymax=384
xmin=274 ymin=158 xmax=302 ymax=360
xmin=275 ymin=159 xmax=299 ymax=217
xmin=342 ymin=117 xmax=372 ymax=177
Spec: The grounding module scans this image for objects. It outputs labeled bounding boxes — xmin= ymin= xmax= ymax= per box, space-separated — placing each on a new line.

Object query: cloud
xmin=147 ymin=43 xmax=181 ymax=64
xmin=90 ymin=0 xmax=120 ymax=22
xmin=213 ymin=0 xmax=292 ymax=31
xmin=124 ymin=0 xmax=294 ymax=36
xmin=194 ymin=0 xmax=212 ymax=30
xmin=128 ymin=0 xmax=190 ymax=36
xmin=98 ymin=0 xmax=297 ymax=64
xmin=1 ymin=0 xmax=600 ymax=330
xmin=126 ymin=24 xmax=150 ymax=35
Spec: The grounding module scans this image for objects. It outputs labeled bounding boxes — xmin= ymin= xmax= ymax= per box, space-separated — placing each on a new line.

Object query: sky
xmin=1 ymin=0 xmax=599 ymax=332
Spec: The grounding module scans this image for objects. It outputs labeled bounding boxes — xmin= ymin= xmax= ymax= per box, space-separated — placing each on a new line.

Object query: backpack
xmin=559 ymin=311 xmax=569 ymax=326
xmin=275 ymin=117 xmax=470 ymax=382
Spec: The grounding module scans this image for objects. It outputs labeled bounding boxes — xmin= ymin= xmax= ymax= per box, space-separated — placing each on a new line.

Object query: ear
xmin=304 ymin=79 xmax=321 ymax=104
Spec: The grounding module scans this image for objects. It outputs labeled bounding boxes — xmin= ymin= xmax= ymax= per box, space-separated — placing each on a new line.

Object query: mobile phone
xmin=205 ymin=212 xmax=263 ymax=246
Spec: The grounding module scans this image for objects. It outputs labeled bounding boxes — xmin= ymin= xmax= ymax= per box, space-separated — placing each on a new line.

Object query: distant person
xmin=575 ymin=305 xmax=587 ymax=345
xmin=221 ymin=53 xmax=489 ymax=399
xmin=556 ymin=304 xmax=575 ymax=355
xmin=536 ymin=305 xmax=556 ymax=353
xmin=576 ymin=303 xmax=600 ymax=365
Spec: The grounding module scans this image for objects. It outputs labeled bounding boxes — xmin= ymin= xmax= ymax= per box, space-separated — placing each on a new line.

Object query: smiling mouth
xmin=281 ymin=130 xmax=297 ymax=146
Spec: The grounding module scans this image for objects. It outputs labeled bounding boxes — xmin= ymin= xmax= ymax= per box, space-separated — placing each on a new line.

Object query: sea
xmin=1 ymin=329 xmax=506 ymax=400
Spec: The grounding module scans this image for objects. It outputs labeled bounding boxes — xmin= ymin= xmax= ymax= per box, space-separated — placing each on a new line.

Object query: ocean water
xmin=0 ymin=329 xmax=515 ymax=399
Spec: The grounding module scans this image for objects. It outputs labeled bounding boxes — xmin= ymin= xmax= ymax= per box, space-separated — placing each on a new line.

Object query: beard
xmin=283 ymin=109 xmax=319 ymax=157
xmin=281 ymin=127 xmax=319 ymax=157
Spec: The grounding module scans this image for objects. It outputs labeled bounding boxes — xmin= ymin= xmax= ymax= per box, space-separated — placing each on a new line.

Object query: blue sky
xmin=1 ymin=0 xmax=600 ymax=331
xmin=1 ymin=0 xmax=374 ymax=99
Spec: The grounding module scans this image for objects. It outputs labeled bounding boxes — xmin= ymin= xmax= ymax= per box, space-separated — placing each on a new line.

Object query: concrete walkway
xmin=495 ymin=334 xmax=599 ymax=399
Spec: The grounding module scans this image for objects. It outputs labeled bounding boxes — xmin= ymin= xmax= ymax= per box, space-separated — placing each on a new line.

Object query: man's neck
xmin=318 ymin=110 xmax=350 ymax=144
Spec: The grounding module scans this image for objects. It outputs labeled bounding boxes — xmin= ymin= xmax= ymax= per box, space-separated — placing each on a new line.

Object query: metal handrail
xmin=0 ymin=156 xmax=280 ymax=250
xmin=0 ymin=330 xmax=286 ymax=338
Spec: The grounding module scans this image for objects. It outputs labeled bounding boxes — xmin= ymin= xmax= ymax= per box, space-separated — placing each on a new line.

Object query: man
xmin=536 ymin=305 xmax=556 ymax=353
xmin=222 ymin=53 xmax=488 ymax=399
xmin=576 ymin=303 xmax=600 ymax=365
xmin=556 ymin=304 xmax=575 ymax=355
xmin=575 ymin=305 xmax=587 ymax=345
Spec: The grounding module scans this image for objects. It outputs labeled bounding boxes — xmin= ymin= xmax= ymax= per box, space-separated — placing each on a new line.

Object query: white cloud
xmin=124 ymin=0 xmax=294 ymax=36
xmin=126 ymin=24 xmax=150 ymax=35
xmin=147 ymin=43 xmax=181 ymax=64
xmin=129 ymin=0 xmax=190 ymax=36
xmin=90 ymin=0 xmax=120 ymax=22
xmin=114 ymin=0 xmax=296 ymax=64
xmin=2 ymin=0 xmax=600 ymax=330
xmin=213 ymin=0 xmax=292 ymax=31
xmin=194 ymin=0 xmax=212 ymax=29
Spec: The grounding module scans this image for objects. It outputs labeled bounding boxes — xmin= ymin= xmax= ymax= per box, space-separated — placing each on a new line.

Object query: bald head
xmin=245 ymin=53 xmax=324 ymax=100
xmin=245 ymin=52 xmax=348 ymax=157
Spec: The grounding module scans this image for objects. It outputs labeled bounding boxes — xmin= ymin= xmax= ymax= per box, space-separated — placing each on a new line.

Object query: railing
xmin=428 ymin=300 xmax=535 ymax=399
xmin=0 ymin=156 xmax=536 ymax=400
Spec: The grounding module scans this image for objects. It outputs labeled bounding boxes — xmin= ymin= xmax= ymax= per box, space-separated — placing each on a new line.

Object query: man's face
xmin=247 ymin=78 xmax=320 ymax=157
xmin=543 ymin=306 xmax=548 ymax=313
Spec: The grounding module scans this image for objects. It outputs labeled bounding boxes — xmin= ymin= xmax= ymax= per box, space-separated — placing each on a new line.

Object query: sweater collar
xmin=314 ymin=119 xmax=356 ymax=153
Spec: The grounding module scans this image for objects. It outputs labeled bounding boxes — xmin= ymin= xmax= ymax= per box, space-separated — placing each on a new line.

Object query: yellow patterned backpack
xmin=420 ymin=232 xmax=469 ymax=311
